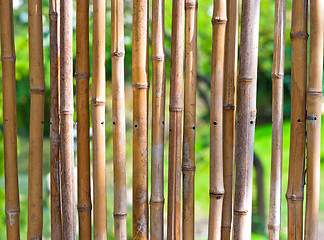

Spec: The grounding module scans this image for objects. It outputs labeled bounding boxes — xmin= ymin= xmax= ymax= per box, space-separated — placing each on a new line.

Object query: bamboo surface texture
xmin=221 ymin=0 xmax=238 ymax=238
xmin=233 ymin=0 xmax=260 ymax=239
xmin=92 ymin=0 xmax=107 ymax=239
xmin=1 ymin=0 xmax=20 ymax=239
xmin=182 ymin=0 xmax=198 ymax=239
xmin=304 ymin=0 xmax=323 ymax=239
xmin=286 ymin=1 xmax=308 ymax=239
xmin=150 ymin=0 xmax=166 ymax=237
xmin=208 ymin=0 xmax=226 ymax=239
xmin=111 ymin=0 xmax=127 ymax=238
xmin=60 ymin=0 xmax=75 ymax=238
xmin=76 ymin=0 xmax=91 ymax=238
xmin=27 ymin=0 xmax=45 ymax=238
xmin=268 ymin=0 xmax=285 ymax=239
xmin=167 ymin=0 xmax=184 ymax=238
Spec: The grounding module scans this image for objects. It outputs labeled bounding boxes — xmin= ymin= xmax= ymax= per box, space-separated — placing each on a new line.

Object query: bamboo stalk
xmin=111 ymin=0 xmax=127 ymax=238
xmin=233 ymin=0 xmax=260 ymax=239
xmin=76 ymin=0 xmax=91 ymax=238
xmin=0 ymin=0 xmax=20 ymax=238
xmin=207 ymin=0 xmax=226 ymax=239
xmin=60 ymin=0 xmax=75 ymax=237
xmin=304 ymin=0 xmax=323 ymax=239
xmin=286 ymin=1 xmax=308 ymax=239
xmin=268 ymin=0 xmax=286 ymax=239
xmin=150 ymin=0 xmax=166 ymax=237
xmin=92 ymin=0 xmax=107 ymax=239
xmin=27 ymin=0 xmax=45 ymax=238
xmin=221 ymin=0 xmax=239 ymax=238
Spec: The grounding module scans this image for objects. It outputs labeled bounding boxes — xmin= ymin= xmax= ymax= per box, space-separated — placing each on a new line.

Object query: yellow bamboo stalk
xmin=27 ymin=0 xmax=45 ymax=238
xmin=286 ymin=1 xmax=308 ymax=239
xmin=0 ymin=0 xmax=20 ymax=239
xmin=76 ymin=0 xmax=91 ymax=238
xmin=111 ymin=0 xmax=127 ymax=238
xmin=268 ymin=0 xmax=286 ymax=239
xmin=304 ymin=0 xmax=323 ymax=239
xmin=150 ymin=0 xmax=166 ymax=237
xmin=221 ymin=0 xmax=238 ymax=238
xmin=233 ymin=0 xmax=260 ymax=239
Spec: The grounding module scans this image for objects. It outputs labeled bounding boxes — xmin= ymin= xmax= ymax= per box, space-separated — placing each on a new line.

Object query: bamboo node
xmin=290 ymin=32 xmax=309 ymax=40
xmin=150 ymin=199 xmax=165 ymax=205
xmin=211 ymin=17 xmax=227 ymax=25
xmin=1 ymin=56 xmax=16 ymax=62
xmin=267 ymin=224 xmax=280 ymax=231
xmin=50 ymin=135 xmax=61 ymax=143
xmin=238 ymin=76 xmax=253 ymax=83
xmin=307 ymin=90 xmax=322 ymax=97
xmin=182 ymin=165 xmax=196 ymax=172
xmin=152 ymin=54 xmax=166 ymax=62
xmin=234 ymin=210 xmax=248 ymax=215
xmin=111 ymin=51 xmax=125 ymax=58
xmin=5 ymin=209 xmax=20 ymax=214
xmin=49 ymin=11 xmax=59 ymax=19
xmin=221 ymin=226 xmax=231 ymax=231
xmin=169 ymin=105 xmax=183 ymax=112
xmin=113 ymin=212 xmax=127 ymax=219
xmin=286 ymin=194 xmax=303 ymax=201
xmin=30 ymin=88 xmax=46 ymax=95
xmin=60 ymin=109 xmax=74 ymax=115
xmin=132 ymin=82 xmax=150 ymax=89
xmin=91 ymin=98 xmax=106 ymax=106
xmin=271 ymin=73 xmax=284 ymax=80
xmin=75 ymin=72 xmax=90 ymax=80
xmin=223 ymin=104 xmax=236 ymax=110
xmin=306 ymin=115 xmax=317 ymax=121
xmin=185 ymin=1 xmax=198 ymax=9
xmin=77 ymin=205 xmax=92 ymax=212
xmin=209 ymin=191 xmax=225 ymax=199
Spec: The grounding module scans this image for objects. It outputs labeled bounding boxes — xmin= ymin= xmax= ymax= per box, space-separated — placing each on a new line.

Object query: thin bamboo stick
xmin=221 ymin=0 xmax=239 ymax=238
xmin=208 ymin=0 xmax=226 ymax=239
xmin=233 ymin=0 xmax=260 ymax=239
xmin=0 ymin=0 xmax=20 ymax=238
xmin=150 ymin=0 xmax=166 ymax=237
xmin=27 ymin=0 xmax=45 ymax=238
xmin=304 ymin=0 xmax=323 ymax=239
xmin=268 ymin=0 xmax=286 ymax=239
xmin=111 ymin=0 xmax=127 ymax=238
xmin=286 ymin=1 xmax=308 ymax=239
xmin=60 ymin=0 xmax=75 ymax=237
xmin=76 ymin=0 xmax=91 ymax=238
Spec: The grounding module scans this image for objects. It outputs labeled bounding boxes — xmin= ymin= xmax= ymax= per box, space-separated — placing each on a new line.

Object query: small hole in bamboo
xmin=162 ymin=121 xmax=164 ymax=125
xmin=113 ymin=122 xmax=115 ymax=125
xmin=213 ymin=121 xmax=217 ymax=125
xmin=314 ymin=117 xmax=317 ymax=120
xmin=135 ymin=124 xmax=138 ymax=128
xmin=297 ymin=119 xmax=301 ymax=123
xmin=250 ymin=121 xmax=253 ymax=124
xmin=192 ymin=126 xmax=195 ymax=130
xmin=101 ymin=122 xmax=104 ymax=125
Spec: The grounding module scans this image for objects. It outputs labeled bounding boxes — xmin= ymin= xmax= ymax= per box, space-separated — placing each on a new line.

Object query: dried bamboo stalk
xmin=233 ymin=0 xmax=260 ymax=239
xmin=111 ymin=0 xmax=127 ymax=238
xmin=92 ymin=0 xmax=107 ymax=238
xmin=60 ymin=0 xmax=75 ymax=237
xmin=0 ymin=0 xmax=20 ymax=238
xmin=27 ymin=0 xmax=45 ymax=238
xmin=76 ymin=0 xmax=91 ymax=238
xmin=268 ymin=0 xmax=286 ymax=239
xmin=221 ymin=0 xmax=239 ymax=238
xmin=150 ymin=0 xmax=166 ymax=237
xmin=208 ymin=0 xmax=226 ymax=239
xmin=286 ymin=1 xmax=308 ymax=239
xmin=304 ymin=0 xmax=323 ymax=239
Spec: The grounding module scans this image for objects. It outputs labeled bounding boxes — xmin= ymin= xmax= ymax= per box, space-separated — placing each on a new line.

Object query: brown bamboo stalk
xmin=0 ymin=0 xmax=20 ymax=239
xmin=286 ymin=1 xmax=308 ymax=239
xmin=304 ymin=0 xmax=323 ymax=239
xmin=76 ymin=0 xmax=91 ymax=238
xmin=27 ymin=0 xmax=45 ymax=238
xmin=207 ymin=0 xmax=226 ymax=239
xmin=111 ymin=0 xmax=127 ymax=238
xmin=268 ymin=0 xmax=286 ymax=239
xmin=49 ymin=0 xmax=62 ymax=238
xmin=221 ymin=0 xmax=239 ymax=238
xmin=233 ymin=0 xmax=260 ymax=239
xmin=150 ymin=0 xmax=166 ymax=237
xmin=60 ymin=0 xmax=75 ymax=238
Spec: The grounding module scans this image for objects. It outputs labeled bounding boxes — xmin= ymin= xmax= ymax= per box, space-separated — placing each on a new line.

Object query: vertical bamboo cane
xmin=221 ymin=0 xmax=239 ymax=238
xmin=233 ymin=0 xmax=260 ymax=239
xmin=286 ymin=1 xmax=308 ymax=239
xmin=150 ymin=0 xmax=166 ymax=237
xmin=60 ymin=0 xmax=75 ymax=238
xmin=111 ymin=0 xmax=127 ymax=238
xmin=76 ymin=0 xmax=91 ymax=238
xmin=268 ymin=0 xmax=286 ymax=239
xmin=0 ymin=0 xmax=20 ymax=239
xmin=27 ymin=0 xmax=45 ymax=238
xmin=207 ymin=0 xmax=226 ymax=239
xmin=304 ymin=0 xmax=323 ymax=239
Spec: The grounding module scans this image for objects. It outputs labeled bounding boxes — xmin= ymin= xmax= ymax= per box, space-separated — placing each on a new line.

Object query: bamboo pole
xmin=0 ymin=0 xmax=20 ymax=239
xmin=207 ymin=0 xmax=226 ymax=239
xmin=111 ymin=0 xmax=127 ymax=238
xmin=76 ymin=0 xmax=91 ymax=238
xmin=268 ymin=0 xmax=285 ymax=239
xmin=27 ymin=0 xmax=45 ymax=238
xmin=60 ymin=0 xmax=75 ymax=238
xmin=221 ymin=0 xmax=239 ymax=238
xmin=304 ymin=0 xmax=323 ymax=239
xmin=286 ymin=1 xmax=308 ymax=239
xmin=233 ymin=0 xmax=260 ymax=239
xmin=150 ymin=0 xmax=166 ymax=237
